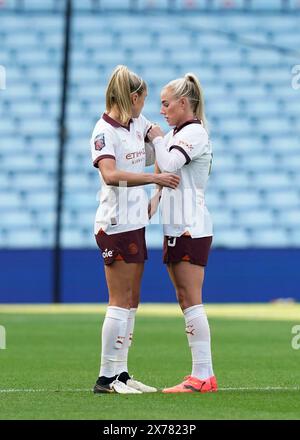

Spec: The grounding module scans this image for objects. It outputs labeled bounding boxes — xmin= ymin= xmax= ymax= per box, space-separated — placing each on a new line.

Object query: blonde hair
xmin=165 ymin=73 xmax=207 ymax=129
xmin=105 ymin=65 xmax=146 ymax=124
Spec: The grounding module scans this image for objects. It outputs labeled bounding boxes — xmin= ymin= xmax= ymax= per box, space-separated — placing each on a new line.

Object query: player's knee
xmin=109 ymin=288 xmax=132 ymax=309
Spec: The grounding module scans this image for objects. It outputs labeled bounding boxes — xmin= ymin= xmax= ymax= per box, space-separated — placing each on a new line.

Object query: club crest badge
xmin=94 ymin=133 xmax=105 ymax=151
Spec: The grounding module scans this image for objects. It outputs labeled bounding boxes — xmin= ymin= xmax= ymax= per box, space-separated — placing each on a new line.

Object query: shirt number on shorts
xmin=167 ymin=237 xmax=177 ymax=247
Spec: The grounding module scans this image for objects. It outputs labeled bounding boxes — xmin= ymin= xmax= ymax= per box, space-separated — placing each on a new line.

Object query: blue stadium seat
xmin=64 ymin=174 xmax=94 ymax=190
xmin=62 ymin=229 xmax=95 ymax=248
xmin=158 ymin=33 xmax=192 ymax=49
xmin=71 ymin=68 xmax=101 ymax=84
xmin=0 ymin=211 xmax=33 ymax=228
xmin=64 ymin=192 xmax=98 ymax=210
xmin=237 ymin=210 xmax=275 ymax=228
xmin=246 ymin=50 xmax=282 ymax=66
xmin=245 ymin=99 xmax=279 ymax=116
xmin=0 ymin=174 xmax=10 ymax=189
xmin=22 ymin=0 xmax=61 ymax=10
xmin=2 ymin=155 xmax=39 ymax=171
xmin=250 ymin=228 xmax=291 ymax=247
xmin=241 ymin=153 xmax=278 ymax=172
xmin=0 ymin=118 xmax=15 ymax=135
xmin=212 ymin=172 xmax=251 ymax=190
xmin=1 ymin=7 xmax=300 ymax=249
xmin=138 ymin=0 xmax=169 ymax=10
xmin=250 ymin=0 xmax=283 ymax=10
xmin=228 ymin=191 xmax=263 ymax=210
xmin=281 ymin=154 xmax=300 ymax=172
xmin=4 ymin=84 xmax=34 ymax=99
xmin=280 ymin=209 xmax=300 ymax=227
xmin=213 ymin=227 xmax=252 ymax=248
xmin=205 ymin=190 xmax=224 ymax=210
xmin=73 ymin=0 xmax=101 ymax=11
xmin=27 ymin=66 xmax=61 ymax=83
xmin=145 ymin=226 xmax=164 ymax=249
xmin=253 ymin=172 xmax=293 ymax=189
xmin=0 ymin=192 xmax=22 ymax=210
xmin=76 ymin=211 xmax=96 ymax=227
xmin=4 ymin=33 xmax=38 ymax=47
xmin=269 ymin=135 xmax=300 ymax=153
xmin=80 ymin=33 xmax=115 ymax=49
xmin=130 ymin=51 xmax=166 ymax=65
xmin=16 ymin=48 xmax=55 ymax=65
xmin=33 ymin=210 xmax=55 ymax=228
xmin=100 ymin=0 xmax=131 ymax=9
xmin=5 ymin=228 xmax=53 ymax=247
xmin=24 ymin=192 xmax=56 ymax=209
xmin=119 ymin=33 xmax=154 ymax=49
xmin=92 ymin=49 xmax=128 ymax=66
xmin=211 ymin=210 xmax=234 ymax=228
xmin=20 ymin=119 xmax=57 ymax=137
xmin=10 ymin=101 xmax=44 ymax=118
xmin=266 ymin=190 xmax=300 ymax=209
xmin=11 ymin=173 xmax=55 ymax=191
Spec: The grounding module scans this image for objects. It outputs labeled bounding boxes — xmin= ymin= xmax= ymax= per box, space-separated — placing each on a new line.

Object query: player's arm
xmin=147 ymin=126 xmax=186 ymax=173
xmin=98 ymin=158 xmax=180 ymax=189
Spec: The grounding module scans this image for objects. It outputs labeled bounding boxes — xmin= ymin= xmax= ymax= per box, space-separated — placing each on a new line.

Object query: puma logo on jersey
xmin=185 ymin=325 xmax=195 ymax=336
xmin=102 ymin=248 xmax=113 ymax=258
xmin=116 ymin=336 xmax=125 ymax=346
xmin=178 ymin=139 xmax=193 ymax=151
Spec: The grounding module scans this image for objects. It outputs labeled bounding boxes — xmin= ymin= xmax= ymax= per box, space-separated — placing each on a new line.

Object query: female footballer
xmin=91 ymin=65 xmax=180 ymax=394
xmin=147 ymin=73 xmax=217 ymax=393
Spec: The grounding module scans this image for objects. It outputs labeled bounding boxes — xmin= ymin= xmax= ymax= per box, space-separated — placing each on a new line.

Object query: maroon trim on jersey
xmin=169 ymin=145 xmax=191 ymax=165
xmin=173 ymin=119 xmax=201 ymax=135
xmin=93 ymin=154 xmax=116 ymax=168
xmin=102 ymin=113 xmax=133 ymax=131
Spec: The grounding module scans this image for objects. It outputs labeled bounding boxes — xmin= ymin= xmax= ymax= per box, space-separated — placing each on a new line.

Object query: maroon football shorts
xmin=95 ymin=227 xmax=148 ymax=265
xmin=163 ymin=235 xmax=212 ymax=266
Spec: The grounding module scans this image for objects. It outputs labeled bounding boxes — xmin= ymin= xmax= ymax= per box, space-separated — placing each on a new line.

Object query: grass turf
xmin=0 ymin=310 xmax=299 ymax=420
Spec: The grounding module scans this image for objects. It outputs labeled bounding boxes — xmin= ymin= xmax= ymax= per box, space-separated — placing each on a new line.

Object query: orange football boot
xmin=162 ymin=375 xmax=218 ymax=393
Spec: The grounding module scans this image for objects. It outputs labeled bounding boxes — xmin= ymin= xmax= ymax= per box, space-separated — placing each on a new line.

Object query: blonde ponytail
xmin=184 ymin=73 xmax=207 ymax=129
xmin=105 ymin=65 xmax=146 ymax=125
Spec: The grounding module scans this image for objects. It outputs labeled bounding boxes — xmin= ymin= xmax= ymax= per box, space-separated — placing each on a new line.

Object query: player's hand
xmin=147 ymin=124 xmax=164 ymax=142
xmin=153 ymin=172 xmax=180 ymax=189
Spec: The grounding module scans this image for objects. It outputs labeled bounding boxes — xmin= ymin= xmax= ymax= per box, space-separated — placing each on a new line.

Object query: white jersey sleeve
xmin=152 ymin=136 xmax=186 ymax=172
xmin=171 ymin=124 xmax=209 ymax=163
xmin=153 ymin=124 xmax=209 ymax=172
xmin=90 ymin=127 xmax=117 ymax=168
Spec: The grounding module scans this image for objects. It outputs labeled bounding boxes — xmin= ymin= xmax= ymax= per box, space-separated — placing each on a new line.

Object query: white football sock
xmin=115 ymin=308 xmax=137 ymax=375
xmin=99 ymin=306 xmax=129 ymax=378
xmin=183 ymin=304 xmax=214 ymax=380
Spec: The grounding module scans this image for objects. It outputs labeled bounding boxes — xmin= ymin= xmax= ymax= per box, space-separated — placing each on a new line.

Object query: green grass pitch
xmin=0 ymin=305 xmax=299 ymax=420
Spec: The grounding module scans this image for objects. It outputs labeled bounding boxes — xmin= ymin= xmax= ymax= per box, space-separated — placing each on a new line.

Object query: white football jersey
xmin=90 ymin=113 xmax=153 ymax=235
xmin=160 ymin=120 xmax=213 ymax=238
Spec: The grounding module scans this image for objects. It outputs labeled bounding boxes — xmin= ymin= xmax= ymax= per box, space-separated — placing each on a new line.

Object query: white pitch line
xmin=218 ymin=386 xmax=300 ymax=391
xmin=0 ymin=389 xmax=90 ymax=393
xmin=0 ymin=387 xmax=299 ymax=394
